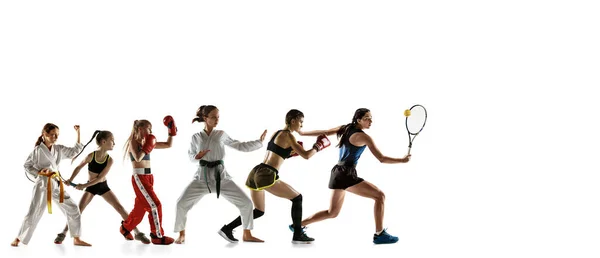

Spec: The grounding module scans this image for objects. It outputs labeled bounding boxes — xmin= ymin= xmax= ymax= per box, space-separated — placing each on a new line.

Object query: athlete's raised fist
xmin=163 ymin=115 xmax=177 ymax=136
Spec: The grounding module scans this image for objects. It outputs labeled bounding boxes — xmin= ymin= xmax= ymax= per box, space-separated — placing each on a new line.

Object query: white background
xmin=2 ymin=1 xmax=599 ymax=258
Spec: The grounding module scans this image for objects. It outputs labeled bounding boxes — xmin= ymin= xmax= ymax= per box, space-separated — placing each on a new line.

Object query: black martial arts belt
xmin=200 ymin=160 xmax=224 ymax=198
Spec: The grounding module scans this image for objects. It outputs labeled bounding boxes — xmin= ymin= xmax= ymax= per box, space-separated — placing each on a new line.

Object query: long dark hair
xmin=192 ymin=105 xmax=218 ymax=123
xmin=336 ymin=108 xmax=370 ymax=147
xmin=35 ymin=123 xmax=59 ymax=146
xmin=71 ymin=130 xmax=113 ymax=163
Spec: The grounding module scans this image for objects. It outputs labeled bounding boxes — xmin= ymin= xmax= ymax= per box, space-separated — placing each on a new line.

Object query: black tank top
xmin=267 ymin=130 xmax=293 ymax=159
xmin=88 ymin=151 xmax=110 ymax=174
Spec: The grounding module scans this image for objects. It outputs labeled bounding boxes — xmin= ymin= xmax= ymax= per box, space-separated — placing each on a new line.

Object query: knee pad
xmin=253 ymin=209 xmax=265 ymax=219
xmin=291 ymin=194 xmax=303 ymax=204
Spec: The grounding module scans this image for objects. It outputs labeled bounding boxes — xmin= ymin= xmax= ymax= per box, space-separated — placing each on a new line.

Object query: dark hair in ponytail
xmin=70 ymin=130 xmax=114 ymax=164
xmin=95 ymin=131 xmax=113 ymax=145
xmin=71 ymin=130 xmax=101 ymax=163
xmin=35 ymin=123 xmax=59 ymax=147
xmin=336 ymin=108 xmax=370 ymax=147
xmin=192 ymin=105 xmax=218 ymax=123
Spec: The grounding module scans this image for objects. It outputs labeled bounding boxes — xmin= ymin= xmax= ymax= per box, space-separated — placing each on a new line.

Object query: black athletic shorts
xmin=329 ymin=164 xmax=364 ymax=190
xmin=85 ymin=180 xmax=111 ymax=195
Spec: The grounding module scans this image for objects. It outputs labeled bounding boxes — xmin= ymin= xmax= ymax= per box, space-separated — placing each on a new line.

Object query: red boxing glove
xmin=290 ymin=141 xmax=303 ymax=157
xmin=163 ymin=115 xmax=177 ymax=136
xmin=313 ymin=135 xmax=331 ymax=152
xmin=142 ymin=134 xmax=157 ymax=154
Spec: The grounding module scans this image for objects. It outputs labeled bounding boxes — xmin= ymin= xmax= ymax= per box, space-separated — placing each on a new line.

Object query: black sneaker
xmin=218 ymin=225 xmax=238 ymax=243
xmin=292 ymin=231 xmax=315 ymax=244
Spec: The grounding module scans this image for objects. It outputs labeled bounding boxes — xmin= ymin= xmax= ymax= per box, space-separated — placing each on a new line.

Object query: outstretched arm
xmin=223 ymin=130 xmax=265 ymax=152
xmin=359 ymin=133 xmax=410 ymax=164
xmin=68 ymin=153 xmax=92 ymax=184
xmin=298 ymin=126 xmax=342 ymax=137
xmin=287 ymin=133 xmax=318 ymax=160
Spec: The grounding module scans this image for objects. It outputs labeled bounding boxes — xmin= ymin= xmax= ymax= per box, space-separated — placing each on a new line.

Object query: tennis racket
xmin=404 ymin=104 xmax=427 ymax=155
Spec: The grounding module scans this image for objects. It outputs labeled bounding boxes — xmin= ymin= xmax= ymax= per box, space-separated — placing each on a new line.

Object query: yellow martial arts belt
xmin=37 ymin=171 xmax=65 ymax=214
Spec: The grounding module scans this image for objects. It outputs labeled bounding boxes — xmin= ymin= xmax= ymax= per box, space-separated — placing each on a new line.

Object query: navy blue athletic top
xmin=338 ymin=126 xmax=366 ymax=165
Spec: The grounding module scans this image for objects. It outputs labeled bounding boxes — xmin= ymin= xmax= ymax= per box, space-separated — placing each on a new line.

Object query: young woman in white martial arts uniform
xmin=173 ymin=105 xmax=267 ymax=244
xmin=11 ymin=123 xmax=92 ymax=247
xmin=53 ymin=130 xmax=151 ymax=244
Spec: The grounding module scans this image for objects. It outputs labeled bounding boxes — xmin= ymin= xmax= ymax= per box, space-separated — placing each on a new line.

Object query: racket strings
xmin=406 ymin=106 xmax=427 ymax=134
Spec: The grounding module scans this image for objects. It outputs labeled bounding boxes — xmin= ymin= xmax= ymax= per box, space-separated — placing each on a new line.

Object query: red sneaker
xmin=120 ymin=221 xmax=134 ymax=240
xmin=150 ymin=233 xmax=174 ymax=245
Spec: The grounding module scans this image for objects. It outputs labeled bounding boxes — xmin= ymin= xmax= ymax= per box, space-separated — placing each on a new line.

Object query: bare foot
xmin=243 ymin=230 xmax=264 ymax=243
xmin=73 ymin=237 xmax=92 ymax=247
xmin=175 ymin=234 xmax=185 ymax=244
xmin=10 ymin=238 xmax=20 ymax=247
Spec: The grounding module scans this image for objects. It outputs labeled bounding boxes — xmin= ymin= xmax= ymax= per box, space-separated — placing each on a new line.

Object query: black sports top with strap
xmin=338 ymin=126 xmax=367 ymax=165
xmin=88 ymin=151 xmax=110 ymax=174
xmin=267 ymin=130 xmax=293 ymax=159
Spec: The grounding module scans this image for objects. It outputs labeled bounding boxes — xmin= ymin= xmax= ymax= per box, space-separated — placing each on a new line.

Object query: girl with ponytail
xmin=53 ymin=130 xmax=150 ymax=244
xmin=174 ymin=105 xmax=267 ymax=244
xmin=119 ymin=117 xmax=177 ymax=245
xmin=11 ymin=124 xmax=92 ymax=247
xmin=296 ymin=108 xmax=411 ymax=244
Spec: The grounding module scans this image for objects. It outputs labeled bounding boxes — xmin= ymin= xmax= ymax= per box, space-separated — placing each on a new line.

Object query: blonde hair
xmin=123 ymin=119 xmax=151 ymax=161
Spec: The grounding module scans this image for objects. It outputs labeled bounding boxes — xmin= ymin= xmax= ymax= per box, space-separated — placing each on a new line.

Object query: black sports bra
xmin=267 ymin=130 xmax=293 ymax=159
xmin=88 ymin=151 xmax=109 ymax=174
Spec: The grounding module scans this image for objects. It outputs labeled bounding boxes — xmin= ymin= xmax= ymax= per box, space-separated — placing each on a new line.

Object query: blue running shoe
xmin=373 ymin=229 xmax=398 ymax=244
xmin=288 ymin=224 xmax=307 ymax=232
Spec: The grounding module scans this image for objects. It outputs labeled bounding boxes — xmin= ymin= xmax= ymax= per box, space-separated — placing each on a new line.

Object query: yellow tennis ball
xmin=404 ymin=109 xmax=411 ymax=117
